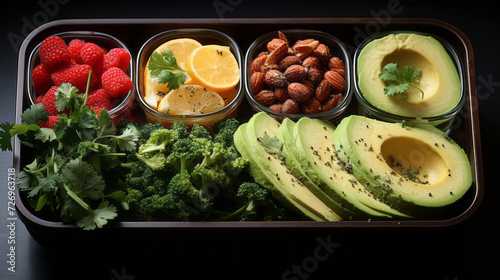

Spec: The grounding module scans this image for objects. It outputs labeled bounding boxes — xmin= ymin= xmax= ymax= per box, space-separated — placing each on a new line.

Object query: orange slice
xmin=187 ymin=45 xmax=240 ymax=94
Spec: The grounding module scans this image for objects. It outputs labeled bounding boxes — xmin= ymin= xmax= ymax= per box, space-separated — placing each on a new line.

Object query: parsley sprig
xmin=148 ymin=50 xmax=192 ymax=90
xmin=379 ymin=63 xmax=424 ymax=100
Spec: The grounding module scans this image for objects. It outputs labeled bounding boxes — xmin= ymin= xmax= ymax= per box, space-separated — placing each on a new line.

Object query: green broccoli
xmin=118 ymin=120 xmax=289 ymax=222
xmin=212 ymin=182 xmax=293 ymax=221
xmin=213 ymin=118 xmax=241 ymax=148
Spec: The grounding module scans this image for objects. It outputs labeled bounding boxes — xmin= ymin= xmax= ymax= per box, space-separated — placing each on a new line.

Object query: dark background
xmin=1 ymin=0 xmax=499 ymax=279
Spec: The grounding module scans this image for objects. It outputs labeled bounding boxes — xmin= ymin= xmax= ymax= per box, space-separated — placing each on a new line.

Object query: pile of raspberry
xmin=32 ymin=35 xmax=133 ymax=121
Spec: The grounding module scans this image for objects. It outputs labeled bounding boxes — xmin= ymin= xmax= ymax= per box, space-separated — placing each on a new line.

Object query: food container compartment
xmin=136 ymin=28 xmax=244 ymax=129
xmin=244 ymin=29 xmax=352 ymax=122
xmin=353 ymin=31 xmax=466 ymax=134
xmin=13 ymin=19 xmax=483 ymax=247
xmin=26 ymin=31 xmax=136 ymax=120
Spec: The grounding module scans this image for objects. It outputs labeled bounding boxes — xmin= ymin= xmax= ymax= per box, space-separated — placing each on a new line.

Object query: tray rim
xmin=13 ymin=17 xmax=483 ymax=231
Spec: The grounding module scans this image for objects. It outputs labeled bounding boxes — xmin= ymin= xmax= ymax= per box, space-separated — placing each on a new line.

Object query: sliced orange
xmin=144 ymin=38 xmax=202 ymax=109
xmin=158 ymin=85 xmax=225 ymax=116
xmin=187 ymin=45 xmax=240 ymax=94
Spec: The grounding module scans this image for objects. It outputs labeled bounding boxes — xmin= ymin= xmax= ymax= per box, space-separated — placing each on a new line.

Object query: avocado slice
xmin=291 ymin=117 xmax=408 ymax=218
xmin=233 ymin=113 xmax=342 ymax=221
xmin=357 ymin=33 xmax=461 ymax=118
xmin=333 ymin=115 xmax=472 ymax=216
xmin=276 ymin=118 xmax=358 ymax=220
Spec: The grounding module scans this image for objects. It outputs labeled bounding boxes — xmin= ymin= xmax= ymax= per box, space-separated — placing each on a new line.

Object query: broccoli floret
xmin=135 ymin=152 xmax=165 ymax=170
xmin=134 ymin=129 xmax=178 ymax=170
xmin=213 ymin=182 xmax=293 ymax=221
xmin=213 ymin=118 xmax=240 ymax=148
xmin=165 ymin=138 xmax=205 ymax=173
xmin=138 ymin=129 xmax=178 ymax=154
xmin=170 ymin=121 xmax=189 ymax=139
xmin=189 ymin=124 xmax=212 ymax=140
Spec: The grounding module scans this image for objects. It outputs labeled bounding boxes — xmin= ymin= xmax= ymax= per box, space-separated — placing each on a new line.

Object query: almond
xmin=269 ymin=103 xmax=284 ymax=113
xmin=302 ymin=56 xmax=323 ymax=70
xmin=324 ymin=70 xmax=345 ymax=93
xmin=275 ymin=86 xmax=289 ymax=102
xmin=312 ymin=43 xmax=330 ymax=61
xmin=279 ymin=55 xmax=301 ymax=71
xmin=250 ymin=55 xmax=267 ymax=75
xmin=315 ymin=79 xmax=331 ymax=102
xmin=307 ymin=67 xmax=322 ymax=85
xmin=332 ymin=68 xmax=345 ymax=77
xmin=266 ymin=42 xmax=289 ymax=65
xmin=282 ymin=98 xmax=300 ymax=114
xmin=328 ymin=56 xmax=345 ymax=70
xmin=293 ymin=39 xmax=319 ymax=60
xmin=250 ymin=72 xmax=265 ymax=94
xmin=288 ymin=82 xmax=313 ymax=103
xmin=302 ymin=80 xmax=315 ymax=94
xmin=278 ymin=31 xmax=288 ymax=43
xmin=322 ymin=94 xmax=343 ymax=112
xmin=301 ymin=98 xmax=322 ymax=114
xmin=254 ymin=89 xmax=276 ymax=106
xmin=261 ymin=63 xmax=280 ymax=75
xmin=267 ymin=38 xmax=286 ymax=53
xmin=264 ymin=69 xmax=287 ymax=88
xmin=257 ymin=51 xmax=270 ymax=57
xmin=284 ymin=65 xmax=307 ymax=82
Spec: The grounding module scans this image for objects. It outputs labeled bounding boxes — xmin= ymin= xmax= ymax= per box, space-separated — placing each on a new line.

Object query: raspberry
xmin=67 ymin=39 xmax=85 ymax=64
xmin=32 ymin=64 xmax=53 ymax=95
xmin=40 ymin=115 xmax=59 ymax=129
xmin=87 ymin=88 xmax=112 ymax=115
xmin=101 ymin=67 xmax=133 ymax=97
xmin=41 ymin=86 xmax=59 ymax=115
xmin=38 ymin=36 xmax=71 ymax=72
xmin=35 ymin=95 xmax=44 ymax=104
xmin=80 ymin=42 xmax=105 ymax=67
xmin=102 ymin=48 xmax=131 ymax=72
xmin=51 ymin=64 xmax=98 ymax=93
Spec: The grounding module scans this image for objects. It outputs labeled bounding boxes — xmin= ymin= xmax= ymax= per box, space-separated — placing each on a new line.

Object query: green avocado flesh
xmin=234 ymin=112 xmax=472 ymax=221
xmin=290 ymin=117 xmax=408 ymax=219
xmin=357 ymin=33 xmax=461 ymax=117
xmin=332 ymin=115 xmax=473 ymax=216
xmin=233 ymin=113 xmax=342 ymax=221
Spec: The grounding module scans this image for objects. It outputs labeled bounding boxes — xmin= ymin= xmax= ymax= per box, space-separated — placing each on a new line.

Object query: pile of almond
xmin=249 ymin=31 xmax=346 ymax=114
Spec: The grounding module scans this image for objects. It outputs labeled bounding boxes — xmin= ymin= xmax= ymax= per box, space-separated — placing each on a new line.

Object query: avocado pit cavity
xmin=380 ymin=136 xmax=447 ymax=185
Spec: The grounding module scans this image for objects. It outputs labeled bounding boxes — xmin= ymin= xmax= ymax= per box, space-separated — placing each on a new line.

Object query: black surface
xmin=1 ymin=1 xmax=499 ymax=279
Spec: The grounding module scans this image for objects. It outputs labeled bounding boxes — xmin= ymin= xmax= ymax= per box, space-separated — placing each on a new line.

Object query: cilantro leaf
xmin=35 ymin=127 xmax=57 ymax=143
xmin=28 ymin=173 xmax=60 ymax=198
xmin=0 ymin=122 xmax=15 ymax=151
xmin=76 ymin=201 xmax=117 ymax=230
xmin=257 ymin=131 xmax=285 ymax=161
xmin=97 ymin=109 xmax=116 ymax=137
xmin=379 ymin=63 xmax=424 ymax=100
xmin=112 ymin=123 xmax=139 ymax=152
xmin=10 ymin=124 xmax=39 ymax=135
xmin=148 ymin=50 xmax=191 ymax=90
xmin=55 ymin=83 xmax=80 ymax=112
xmin=61 ymin=159 xmax=105 ymax=200
xmin=21 ymin=103 xmax=49 ymax=125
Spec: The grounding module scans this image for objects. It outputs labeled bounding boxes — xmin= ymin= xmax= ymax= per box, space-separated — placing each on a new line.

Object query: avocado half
xmin=333 ymin=115 xmax=472 ymax=215
xmin=357 ymin=33 xmax=461 ymax=117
